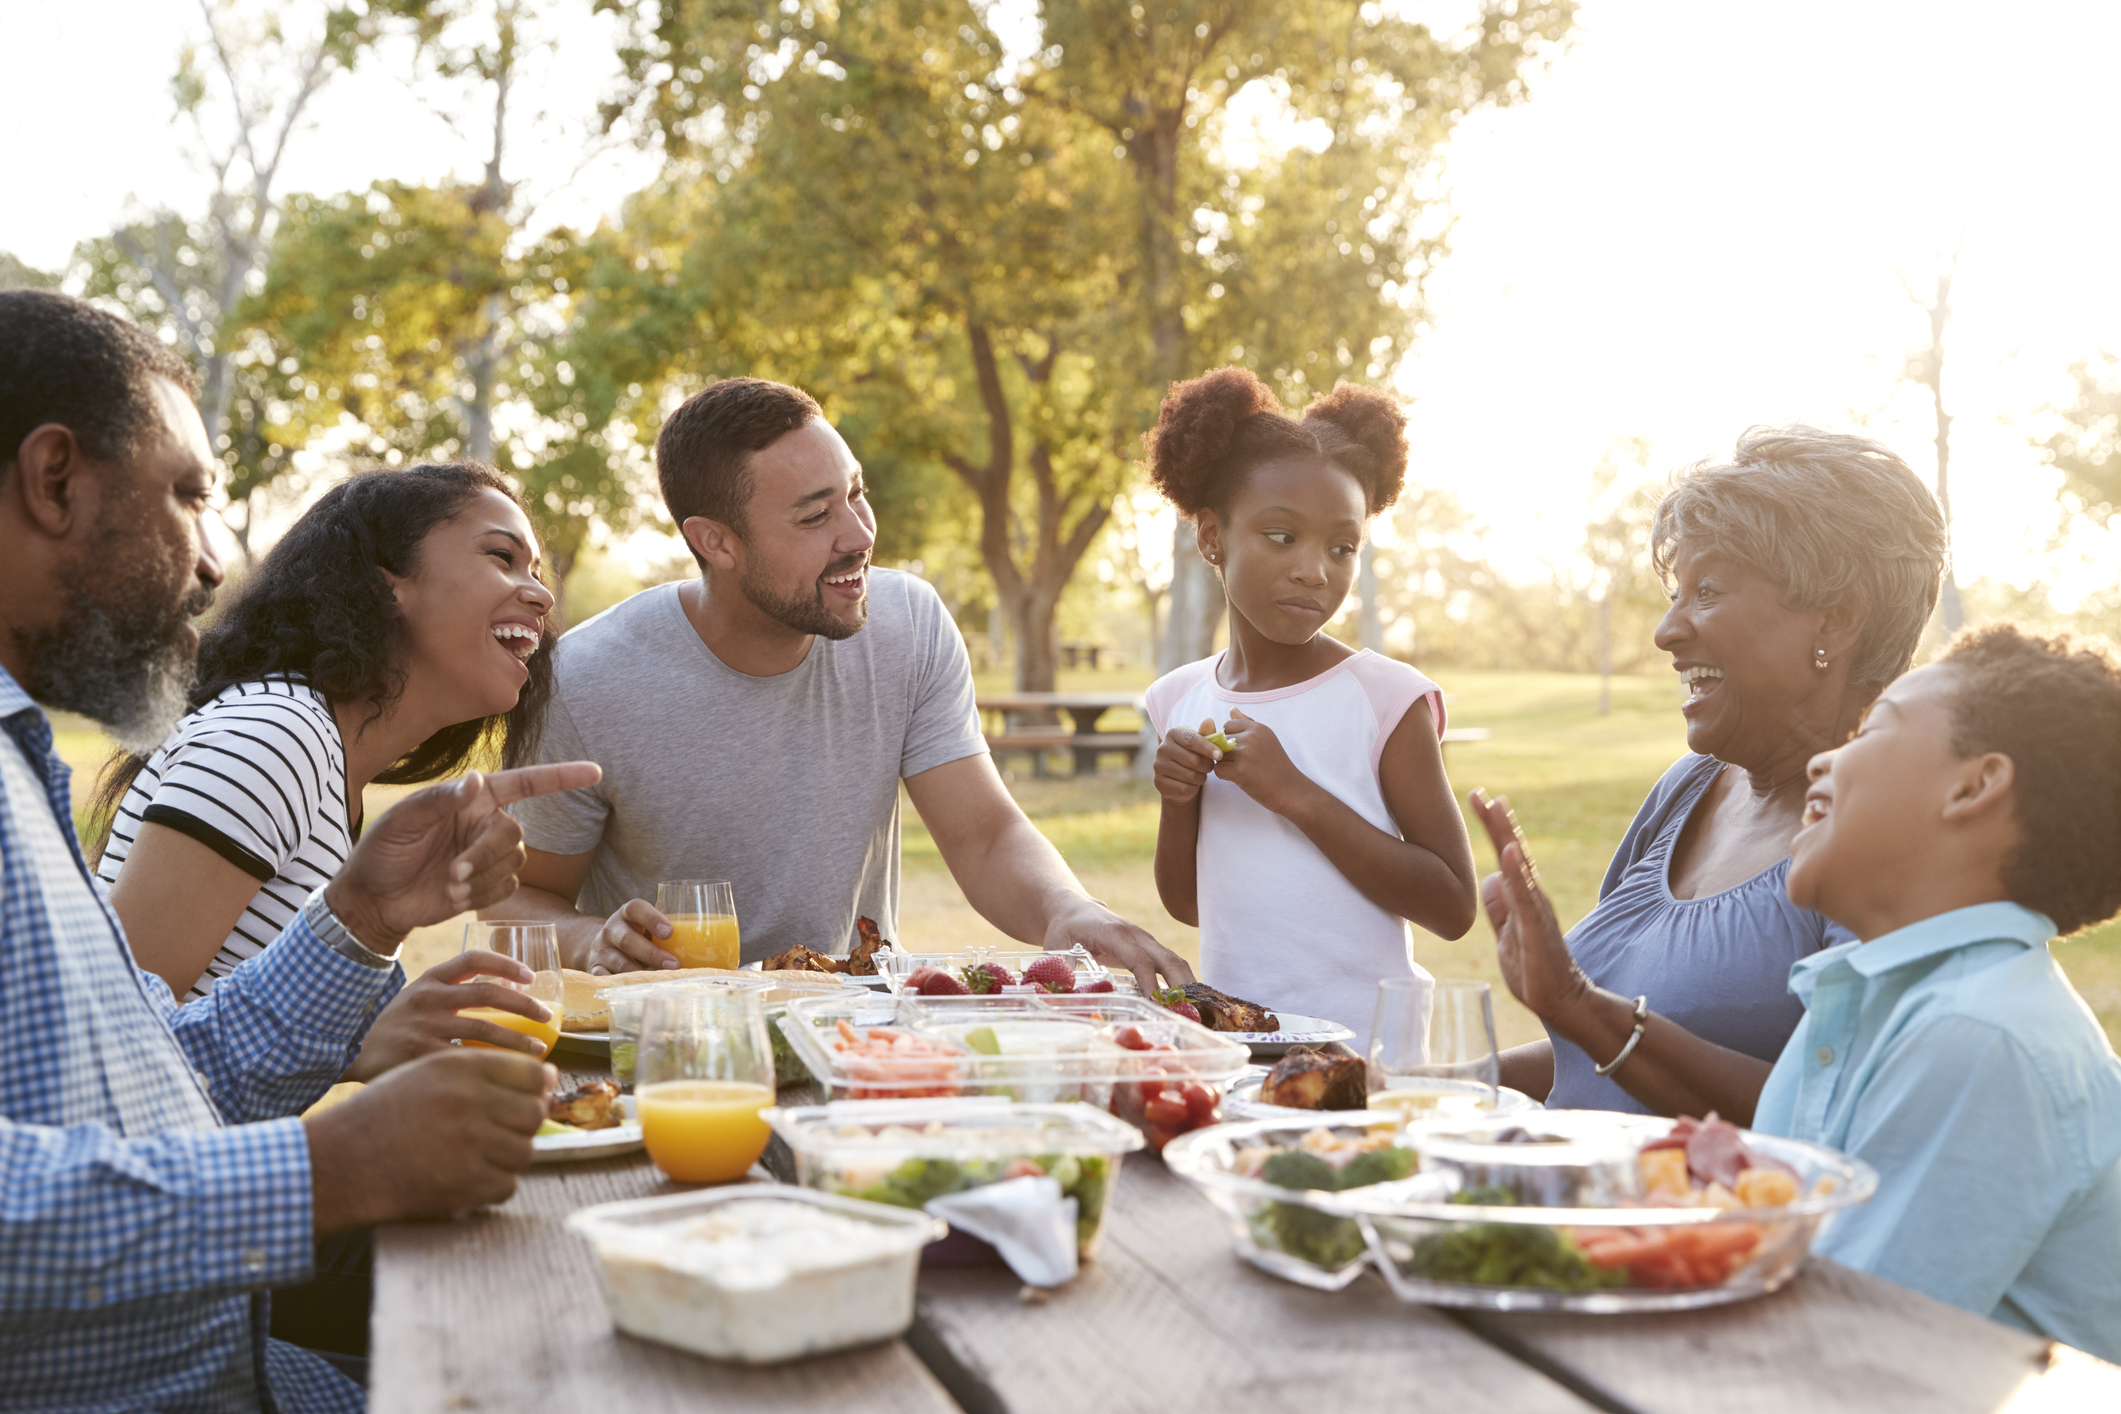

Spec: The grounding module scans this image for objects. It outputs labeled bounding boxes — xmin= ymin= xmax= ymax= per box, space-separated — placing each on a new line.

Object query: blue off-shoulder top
xmin=1547 ymin=753 xmax=1856 ymax=1113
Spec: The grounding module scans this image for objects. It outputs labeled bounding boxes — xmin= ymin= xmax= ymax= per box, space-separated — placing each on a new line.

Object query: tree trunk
xmin=1913 ymin=264 xmax=1964 ymax=633
xmin=1161 ymin=522 xmax=1224 ymax=672
xmin=1357 ymin=542 xmax=1382 ymax=652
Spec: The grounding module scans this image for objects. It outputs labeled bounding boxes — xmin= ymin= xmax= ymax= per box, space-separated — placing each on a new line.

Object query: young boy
xmin=1769 ymin=622 xmax=2121 ymax=1360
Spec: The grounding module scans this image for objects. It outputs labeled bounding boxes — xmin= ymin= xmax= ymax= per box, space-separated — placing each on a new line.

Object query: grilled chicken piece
xmin=1174 ymin=982 xmax=1279 ymax=1034
xmin=548 ymin=1079 xmax=623 ymax=1130
xmin=1258 ymin=1046 xmax=1368 ymax=1111
xmin=848 ymin=917 xmax=889 ymax=976
xmin=762 ymin=945 xmax=845 ymax=974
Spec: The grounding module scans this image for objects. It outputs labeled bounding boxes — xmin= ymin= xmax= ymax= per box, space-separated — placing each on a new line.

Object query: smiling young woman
xmin=89 ymin=462 xmax=559 ymax=1004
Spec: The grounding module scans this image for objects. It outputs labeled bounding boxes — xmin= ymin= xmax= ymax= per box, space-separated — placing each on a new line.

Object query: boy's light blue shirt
xmin=1755 ymin=901 xmax=2121 ymax=1362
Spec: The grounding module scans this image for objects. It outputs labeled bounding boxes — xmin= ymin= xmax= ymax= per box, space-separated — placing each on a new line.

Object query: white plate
xmin=1225 ymin=1071 xmax=1538 ymax=1122
xmin=1224 ymin=1014 xmax=1356 ymax=1057
xmin=534 ymin=1095 xmax=642 ymax=1164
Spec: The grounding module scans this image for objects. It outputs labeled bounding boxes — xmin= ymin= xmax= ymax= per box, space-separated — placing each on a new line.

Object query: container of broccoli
xmin=762 ymin=1099 xmax=1144 ymax=1259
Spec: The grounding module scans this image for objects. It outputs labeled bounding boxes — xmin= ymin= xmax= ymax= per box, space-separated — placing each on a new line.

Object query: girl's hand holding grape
xmin=1153 ymin=718 xmax=1224 ymax=805
xmin=1211 ymin=709 xmax=1305 ymax=817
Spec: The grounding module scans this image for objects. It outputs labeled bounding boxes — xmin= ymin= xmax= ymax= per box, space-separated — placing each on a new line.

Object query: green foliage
xmin=0 ymin=251 xmax=57 ymax=290
xmin=2040 ymin=352 xmax=2121 ymax=525
xmin=582 ymin=0 xmax=1574 ymax=686
xmin=250 ymin=178 xmax=650 ymax=586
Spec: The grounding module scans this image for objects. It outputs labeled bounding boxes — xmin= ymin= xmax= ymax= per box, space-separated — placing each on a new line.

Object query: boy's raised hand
xmin=1153 ymin=717 xmax=1224 ymax=806
xmin=1469 ymin=788 xmax=1592 ymax=1026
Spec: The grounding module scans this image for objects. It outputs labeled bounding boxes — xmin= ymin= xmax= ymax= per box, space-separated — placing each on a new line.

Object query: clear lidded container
xmin=1164 ymin=1112 xmax=1878 ymax=1313
xmin=564 ymin=1185 xmax=943 ymax=1364
xmin=763 ymin=1097 xmax=1145 ymax=1258
xmin=775 ymin=991 xmax=1248 ymax=1149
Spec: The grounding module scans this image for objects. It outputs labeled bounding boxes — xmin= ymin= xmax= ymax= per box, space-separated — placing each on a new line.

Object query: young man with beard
xmin=0 ymin=291 xmax=598 ymax=1411
xmin=501 ymin=378 xmax=1195 ymax=992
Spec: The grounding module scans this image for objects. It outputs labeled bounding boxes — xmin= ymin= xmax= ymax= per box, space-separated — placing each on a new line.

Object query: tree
xmin=1902 ymin=254 xmax=1966 ymax=632
xmin=1019 ymin=1 xmax=1577 ymax=671
xmin=597 ymin=0 xmax=1573 ymax=690
xmin=0 ymin=252 xmax=57 ymax=290
xmin=2039 ymin=352 xmax=2121 ymax=524
xmin=249 ymin=1 xmax=649 ymax=601
xmin=71 ymin=0 xmax=376 ymax=558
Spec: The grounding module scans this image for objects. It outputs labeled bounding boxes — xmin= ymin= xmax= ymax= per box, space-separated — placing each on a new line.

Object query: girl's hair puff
xmin=1144 ymin=366 xmax=1408 ymax=518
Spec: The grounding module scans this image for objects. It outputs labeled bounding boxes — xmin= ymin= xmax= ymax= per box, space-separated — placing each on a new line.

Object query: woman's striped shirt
xmin=96 ymin=677 xmax=353 ymax=1000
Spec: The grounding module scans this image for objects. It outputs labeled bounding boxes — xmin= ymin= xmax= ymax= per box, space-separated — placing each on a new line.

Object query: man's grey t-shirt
xmin=511 ymin=570 xmax=987 ymax=961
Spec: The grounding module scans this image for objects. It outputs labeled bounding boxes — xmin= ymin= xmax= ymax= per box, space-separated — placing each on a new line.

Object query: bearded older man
xmin=0 ymin=290 xmax=598 ymax=1411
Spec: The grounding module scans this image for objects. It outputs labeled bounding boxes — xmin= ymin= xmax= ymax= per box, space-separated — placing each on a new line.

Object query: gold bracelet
xmin=1592 ymin=995 xmax=1650 ymax=1077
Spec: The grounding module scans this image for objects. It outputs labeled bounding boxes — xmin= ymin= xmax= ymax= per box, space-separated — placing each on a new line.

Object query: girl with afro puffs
xmin=1143 ymin=368 xmax=1479 ymax=1046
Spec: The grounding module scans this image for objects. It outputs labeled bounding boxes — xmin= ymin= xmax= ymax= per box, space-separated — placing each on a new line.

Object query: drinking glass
xmin=458 ymin=921 xmax=564 ymax=1056
xmin=1368 ymin=977 xmax=1501 ymax=1122
xmin=655 ymin=880 xmax=742 ymax=969
xmin=635 ymin=989 xmax=776 ymax=1183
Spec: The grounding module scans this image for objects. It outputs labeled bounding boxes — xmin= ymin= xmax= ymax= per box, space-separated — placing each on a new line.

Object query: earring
xmin=1814 ymin=648 xmax=1829 ymax=670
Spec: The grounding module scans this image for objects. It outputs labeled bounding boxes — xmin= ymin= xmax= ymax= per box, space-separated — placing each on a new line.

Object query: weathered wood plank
xmin=1470 ymin=1257 xmax=2121 ymax=1414
xmin=371 ymin=1153 xmax=958 ymax=1414
xmin=911 ymin=1156 xmax=1597 ymax=1414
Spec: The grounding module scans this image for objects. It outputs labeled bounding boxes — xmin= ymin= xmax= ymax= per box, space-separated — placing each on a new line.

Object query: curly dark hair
xmin=656 ymin=377 xmax=822 ymax=547
xmin=88 ymin=463 xmax=556 ymax=855
xmin=1938 ymin=622 xmax=2121 ymax=937
xmin=1 ymin=289 xmax=198 ymax=469
xmin=1143 ymin=367 xmax=1408 ymax=519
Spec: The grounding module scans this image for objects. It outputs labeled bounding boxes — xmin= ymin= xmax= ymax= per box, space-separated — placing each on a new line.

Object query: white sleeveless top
xmin=1143 ymin=650 xmax=1445 ymax=1047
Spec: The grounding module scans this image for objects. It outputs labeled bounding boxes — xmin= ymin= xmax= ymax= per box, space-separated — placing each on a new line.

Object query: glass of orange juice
xmin=457 ymin=922 xmax=564 ymax=1056
xmin=636 ymin=990 xmax=775 ymax=1183
xmin=655 ymin=880 xmax=741 ymax=969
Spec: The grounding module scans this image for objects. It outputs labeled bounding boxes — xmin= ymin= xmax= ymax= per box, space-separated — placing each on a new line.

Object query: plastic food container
xmin=874 ymin=944 xmax=1134 ymax=995
xmin=1162 ymin=1112 xmax=1417 ymax=1290
xmin=1164 ymin=1112 xmax=1878 ymax=1312
xmin=765 ymin=1097 xmax=1145 ymax=1258
xmin=565 ymin=1185 xmax=943 ymax=1363
xmin=777 ymin=991 xmax=1247 ymax=1148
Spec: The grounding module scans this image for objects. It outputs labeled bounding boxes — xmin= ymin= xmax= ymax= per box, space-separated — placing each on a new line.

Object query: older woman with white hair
xmin=1472 ymin=425 xmax=1950 ymax=1119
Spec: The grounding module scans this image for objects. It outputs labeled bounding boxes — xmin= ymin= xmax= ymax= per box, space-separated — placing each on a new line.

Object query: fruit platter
xmin=1163 ymin=1110 xmax=1876 ymax=1312
xmin=775 ymin=991 xmax=1249 ymax=1151
xmin=763 ymin=1098 xmax=1145 ymax=1260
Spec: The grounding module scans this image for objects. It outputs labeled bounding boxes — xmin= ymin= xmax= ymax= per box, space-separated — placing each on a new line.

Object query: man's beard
xmin=739 ymin=555 xmax=867 ymax=641
xmin=17 ymin=550 xmax=210 ymax=755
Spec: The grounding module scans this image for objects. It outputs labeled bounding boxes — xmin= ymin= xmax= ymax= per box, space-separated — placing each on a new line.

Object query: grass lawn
xmin=48 ymin=670 xmax=2121 ymax=1054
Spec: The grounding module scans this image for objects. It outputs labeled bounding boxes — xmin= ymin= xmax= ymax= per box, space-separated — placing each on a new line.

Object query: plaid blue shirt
xmin=0 ymin=667 xmax=403 ymax=1412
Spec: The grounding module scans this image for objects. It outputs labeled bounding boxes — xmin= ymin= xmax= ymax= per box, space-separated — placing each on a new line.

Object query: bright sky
xmin=4 ymin=0 xmax=2116 ymax=598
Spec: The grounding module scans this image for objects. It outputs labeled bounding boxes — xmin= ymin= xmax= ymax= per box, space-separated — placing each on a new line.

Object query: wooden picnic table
xmin=373 ymin=1060 xmax=2121 ymax=1414
xmin=977 ymin=692 xmax=1144 ymax=778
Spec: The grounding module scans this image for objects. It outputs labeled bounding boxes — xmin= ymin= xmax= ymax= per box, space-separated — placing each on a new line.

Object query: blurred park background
xmin=11 ymin=0 xmax=2121 ymax=1047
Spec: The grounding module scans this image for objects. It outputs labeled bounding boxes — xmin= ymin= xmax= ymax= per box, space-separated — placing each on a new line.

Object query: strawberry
xmin=959 ymin=961 xmax=1015 ymax=994
xmin=1021 ymin=955 xmax=1076 ymax=993
xmin=1155 ymin=987 xmax=1205 ymax=1025
xmin=1081 ymin=977 xmax=1116 ymax=994
xmin=908 ymin=966 xmax=969 ymax=996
